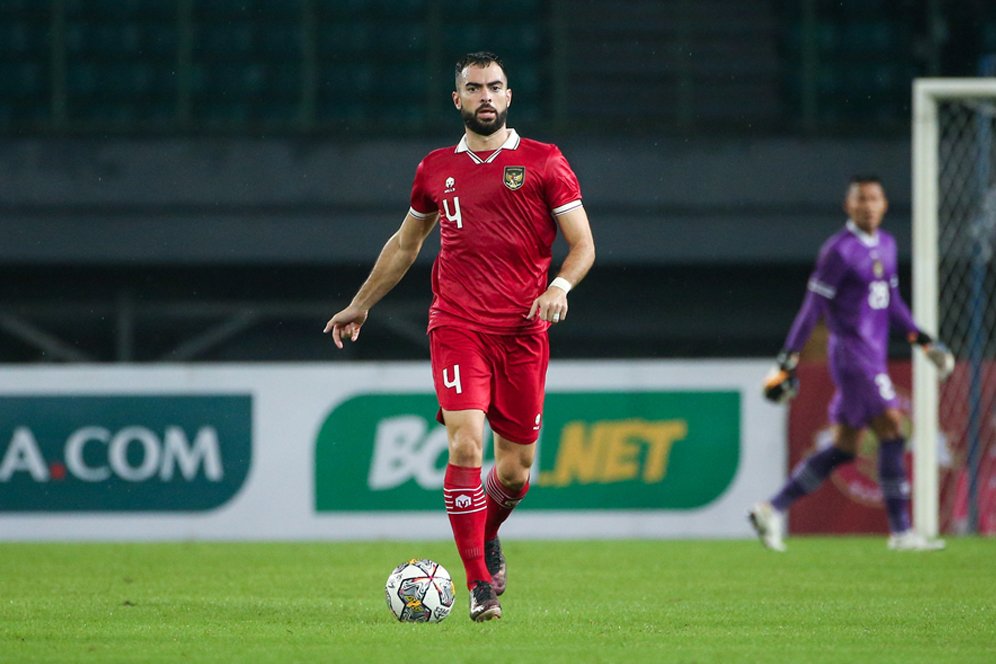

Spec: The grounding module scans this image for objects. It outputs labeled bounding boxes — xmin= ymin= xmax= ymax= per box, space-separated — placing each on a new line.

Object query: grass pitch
xmin=2 ymin=538 xmax=994 ymax=663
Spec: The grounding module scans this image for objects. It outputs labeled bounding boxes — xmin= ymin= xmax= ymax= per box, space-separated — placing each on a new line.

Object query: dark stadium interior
xmin=2 ymin=0 xmax=994 ymax=364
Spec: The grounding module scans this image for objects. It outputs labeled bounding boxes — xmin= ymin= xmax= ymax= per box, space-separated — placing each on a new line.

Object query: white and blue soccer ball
xmin=385 ymin=559 xmax=455 ymax=623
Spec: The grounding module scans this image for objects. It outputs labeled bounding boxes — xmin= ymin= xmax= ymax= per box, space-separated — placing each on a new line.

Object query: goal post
xmin=912 ymin=78 xmax=996 ymax=538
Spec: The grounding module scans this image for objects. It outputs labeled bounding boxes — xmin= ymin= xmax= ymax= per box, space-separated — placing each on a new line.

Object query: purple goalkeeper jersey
xmin=784 ymin=220 xmax=920 ymax=374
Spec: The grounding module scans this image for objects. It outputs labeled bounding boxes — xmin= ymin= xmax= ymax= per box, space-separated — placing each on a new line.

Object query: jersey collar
xmin=846 ymin=219 xmax=879 ymax=247
xmin=455 ymin=128 xmax=521 ymax=164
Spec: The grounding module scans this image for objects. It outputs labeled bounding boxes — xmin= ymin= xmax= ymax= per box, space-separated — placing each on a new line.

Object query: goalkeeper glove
xmin=909 ymin=331 xmax=955 ymax=380
xmin=763 ymin=350 xmax=800 ymax=403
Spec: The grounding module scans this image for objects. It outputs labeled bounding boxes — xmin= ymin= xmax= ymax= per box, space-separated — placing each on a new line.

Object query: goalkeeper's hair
xmin=848 ymin=174 xmax=884 ymax=188
xmin=454 ymin=51 xmax=507 ymax=86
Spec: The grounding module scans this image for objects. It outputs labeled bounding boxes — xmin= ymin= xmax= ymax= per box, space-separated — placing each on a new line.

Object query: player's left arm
xmin=888 ymin=277 xmax=955 ymax=379
xmin=527 ymin=205 xmax=595 ymax=324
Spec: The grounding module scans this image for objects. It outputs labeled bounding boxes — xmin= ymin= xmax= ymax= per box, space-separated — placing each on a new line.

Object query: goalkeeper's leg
xmin=750 ymin=432 xmax=857 ymax=551
xmin=871 ymin=409 xmax=945 ymax=550
xmin=770 ymin=438 xmax=856 ymax=512
xmin=872 ymin=409 xmax=911 ymax=535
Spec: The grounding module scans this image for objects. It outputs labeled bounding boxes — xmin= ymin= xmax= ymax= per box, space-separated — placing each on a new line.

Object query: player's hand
xmin=909 ymin=331 xmax=955 ymax=380
xmin=763 ymin=350 xmax=799 ymax=404
xmin=924 ymin=341 xmax=955 ymax=380
xmin=527 ymin=286 xmax=568 ymax=324
xmin=324 ymin=305 xmax=368 ymax=349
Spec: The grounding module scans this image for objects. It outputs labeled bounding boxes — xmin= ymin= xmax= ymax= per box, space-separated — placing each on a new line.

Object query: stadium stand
xmin=0 ymin=1 xmax=993 ymax=363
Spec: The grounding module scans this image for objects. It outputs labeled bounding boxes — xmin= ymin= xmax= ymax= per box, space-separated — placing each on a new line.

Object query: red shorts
xmin=429 ymin=325 xmax=549 ymax=444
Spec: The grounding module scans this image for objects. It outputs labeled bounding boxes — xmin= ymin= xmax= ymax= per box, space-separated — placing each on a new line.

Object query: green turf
xmin=1 ymin=538 xmax=994 ymax=663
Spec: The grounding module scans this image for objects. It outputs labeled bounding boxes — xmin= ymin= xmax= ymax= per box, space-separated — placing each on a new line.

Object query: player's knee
xmin=497 ymin=466 xmax=529 ymax=492
xmin=833 ymin=427 xmax=861 ymax=455
xmin=835 ymin=440 xmax=858 ymax=456
xmin=447 ymin=429 xmax=483 ymax=466
xmin=493 ymin=438 xmax=535 ymax=490
xmin=872 ymin=409 xmax=904 ymax=440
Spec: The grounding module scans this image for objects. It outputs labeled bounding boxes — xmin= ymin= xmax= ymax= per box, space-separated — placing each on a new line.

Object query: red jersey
xmin=409 ymin=129 xmax=583 ymax=334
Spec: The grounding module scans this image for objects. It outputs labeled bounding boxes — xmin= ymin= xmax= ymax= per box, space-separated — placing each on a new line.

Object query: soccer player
xmin=324 ymin=52 xmax=595 ymax=621
xmin=750 ymin=175 xmax=954 ymax=552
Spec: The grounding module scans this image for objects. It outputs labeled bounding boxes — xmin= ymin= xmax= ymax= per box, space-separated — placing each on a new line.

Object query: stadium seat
xmin=256 ymin=23 xmax=303 ymax=57
xmin=0 ymin=0 xmax=38 ymax=16
xmin=984 ymin=23 xmax=996 ymax=51
xmin=376 ymin=23 xmax=427 ymax=53
xmin=840 ymin=22 xmax=896 ymax=53
xmin=142 ymin=22 xmax=181 ymax=57
xmin=254 ymin=0 xmax=305 ymax=19
xmin=196 ymin=100 xmax=251 ymax=126
xmin=316 ymin=21 xmax=374 ymax=56
xmin=365 ymin=0 xmax=427 ymax=18
xmin=318 ymin=62 xmax=376 ymax=97
xmin=315 ymin=0 xmax=371 ymax=19
xmin=0 ymin=62 xmax=46 ymax=99
xmin=65 ymin=0 xmax=167 ymax=19
xmin=66 ymin=22 xmax=146 ymax=57
xmin=192 ymin=24 xmax=255 ymax=58
xmin=195 ymin=0 xmax=257 ymax=18
xmin=0 ymin=23 xmax=47 ymax=55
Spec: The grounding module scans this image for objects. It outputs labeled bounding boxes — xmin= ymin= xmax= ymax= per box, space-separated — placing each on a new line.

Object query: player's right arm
xmin=763 ymin=244 xmax=843 ymax=403
xmin=324 ymin=211 xmax=439 ymax=349
xmin=764 ymin=287 xmax=827 ymax=403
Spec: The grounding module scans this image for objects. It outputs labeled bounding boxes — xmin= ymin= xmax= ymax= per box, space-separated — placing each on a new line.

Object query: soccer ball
xmin=384 ymin=559 xmax=455 ymax=623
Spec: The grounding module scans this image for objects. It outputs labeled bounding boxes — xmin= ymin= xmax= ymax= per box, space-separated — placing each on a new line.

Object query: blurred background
xmin=2 ymin=0 xmax=995 ymax=364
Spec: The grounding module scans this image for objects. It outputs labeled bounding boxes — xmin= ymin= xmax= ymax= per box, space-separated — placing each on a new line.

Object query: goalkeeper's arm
xmin=908 ymin=331 xmax=955 ymax=379
xmin=763 ymin=350 xmax=800 ymax=404
xmin=764 ymin=279 xmax=828 ymax=404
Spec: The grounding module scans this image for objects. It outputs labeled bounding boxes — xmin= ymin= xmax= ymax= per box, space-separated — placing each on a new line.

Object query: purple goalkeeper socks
xmin=771 ymin=445 xmax=855 ymax=512
xmin=878 ymin=438 xmax=911 ymax=533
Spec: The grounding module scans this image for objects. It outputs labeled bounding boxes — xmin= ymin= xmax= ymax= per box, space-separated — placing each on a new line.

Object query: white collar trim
xmin=455 ymin=128 xmax=520 ymax=164
xmin=846 ymin=219 xmax=879 ymax=247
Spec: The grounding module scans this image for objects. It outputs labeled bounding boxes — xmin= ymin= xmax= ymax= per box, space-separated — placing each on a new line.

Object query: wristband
xmin=549 ymin=277 xmax=573 ymax=294
xmin=775 ymin=350 xmax=799 ymax=372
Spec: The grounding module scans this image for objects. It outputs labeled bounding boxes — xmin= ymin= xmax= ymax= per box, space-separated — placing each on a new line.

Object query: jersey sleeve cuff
xmin=408 ymin=206 xmax=436 ymax=220
xmin=552 ymin=200 xmax=583 ymax=216
xmin=806 ymin=278 xmax=836 ymax=299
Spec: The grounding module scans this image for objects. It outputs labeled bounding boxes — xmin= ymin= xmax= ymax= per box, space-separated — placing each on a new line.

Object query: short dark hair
xmin=849 ymin=175 xmax=883 ymax=187
xmin=454 ymin=51 xmax=507 ymax=86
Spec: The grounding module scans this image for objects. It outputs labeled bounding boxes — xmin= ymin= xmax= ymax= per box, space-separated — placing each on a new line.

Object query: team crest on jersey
xmin=873 ymin=259 xmax=884 ymax=278
xmin=503 ymin=166 xmax=526 ymax=190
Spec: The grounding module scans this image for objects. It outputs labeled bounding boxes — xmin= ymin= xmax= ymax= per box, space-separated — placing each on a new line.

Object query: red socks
xmin=484 ymin=466 xmax=529 ymax=541
xmin=443 ymin=463 xmax=489 ymax=589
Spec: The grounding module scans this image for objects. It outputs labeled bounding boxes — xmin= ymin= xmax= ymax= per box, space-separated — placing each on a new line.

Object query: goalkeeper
xmin=750 ymin=175 xmax=954 ymax=552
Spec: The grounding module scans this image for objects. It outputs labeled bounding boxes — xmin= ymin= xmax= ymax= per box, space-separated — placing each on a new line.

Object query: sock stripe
xmin=485 ymin=470 xmax=513 ymax=500
xmin=880 ymin=477 xmax=910 ymax=498
xmin=485 ymin=467 xmax=528 ymax=509
xmin=794 ymin=466 xmax=823 ymax=493
xmin=443 ymin=485 xmax=487 ymax=514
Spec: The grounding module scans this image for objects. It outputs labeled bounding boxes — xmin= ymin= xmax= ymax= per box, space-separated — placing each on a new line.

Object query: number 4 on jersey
xmin=442 ymin=196 xmax=463 ymax=229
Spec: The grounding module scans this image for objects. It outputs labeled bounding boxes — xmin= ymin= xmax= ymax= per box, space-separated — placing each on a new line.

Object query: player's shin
xmin=443 ymin=463 xmax=491 ymax=590
xmin=484 ymin=466 xmax=530 ymax=541
xmin=878 ymin=438 xmax=912 ymax=533
xmin=771 ymin=446 xmax=855 ymax=512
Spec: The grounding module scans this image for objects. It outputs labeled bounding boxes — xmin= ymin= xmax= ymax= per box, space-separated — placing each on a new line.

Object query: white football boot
xmin=887 ymin=530 xmax=946 ymax=551
xmin=748 ymin=502 xmax=787 ymax=552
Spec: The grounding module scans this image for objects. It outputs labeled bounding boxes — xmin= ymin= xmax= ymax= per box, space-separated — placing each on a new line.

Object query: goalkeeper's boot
xmin=469 ymin=580 xmax=502 ymax=622
xmin=887 ymin=530 xmax=946 ymax=551
xmin=748 ymin=502 xmax=787 ymax=552
xmin=484 ymin=537 xmax=507 ymax=596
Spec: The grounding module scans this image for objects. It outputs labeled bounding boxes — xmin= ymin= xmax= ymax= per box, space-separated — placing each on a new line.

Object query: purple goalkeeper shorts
xmin=828 ymin=365 xmax=900 ymax=429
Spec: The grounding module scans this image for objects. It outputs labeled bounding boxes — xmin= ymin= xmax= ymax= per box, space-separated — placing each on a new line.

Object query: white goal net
xmin=913 ymin=79 xmax=996 ymax=537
